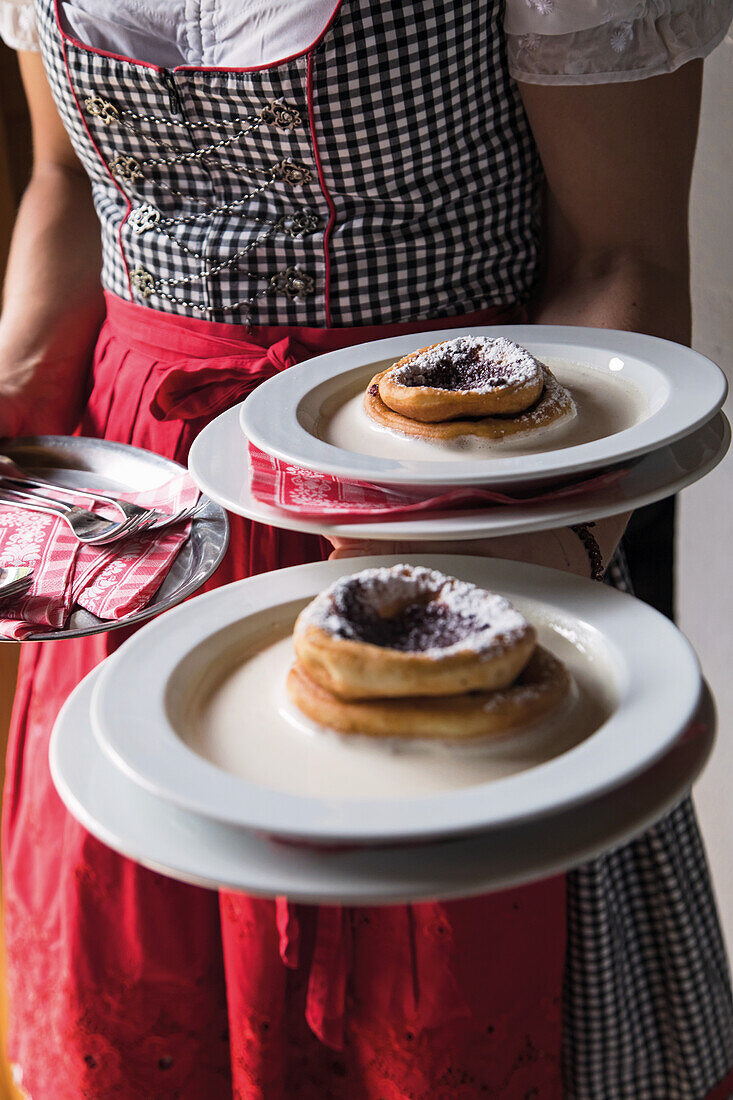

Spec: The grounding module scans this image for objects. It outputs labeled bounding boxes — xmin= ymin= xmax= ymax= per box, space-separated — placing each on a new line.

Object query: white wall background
xmin=682 ymin=31 xmax=733 ymax=951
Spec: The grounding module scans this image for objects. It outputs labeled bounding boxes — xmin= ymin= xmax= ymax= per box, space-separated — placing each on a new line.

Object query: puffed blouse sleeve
xmin=504 ymin=0 xmax=733 ymax=84
xmin=0 ymin=0 xmax=39 ymax=50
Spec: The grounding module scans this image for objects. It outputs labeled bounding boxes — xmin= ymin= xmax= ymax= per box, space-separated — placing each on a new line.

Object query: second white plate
xmin=190 ymin=406 xmax=729 ymax=542
xmin=90 ymin=555 xmax=702 ymax=846
xmin=51 ymin=667 xmax=715 ymax=903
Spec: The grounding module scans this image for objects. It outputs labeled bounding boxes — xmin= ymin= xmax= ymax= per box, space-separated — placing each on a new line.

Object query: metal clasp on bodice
xmin=110 ymin=154 xmax=143 ymax=182
xmin=271 ymin=160 xmax=313 ymax=187
xmin=280 ymin=212 xmax=322 ymax=239
xmin=130 ymin=268 xmax=155 ymax=298
xmin=129 ymin=204 xmax=161 ymax=235
xmin=84 ymin=95 xmax=119 ymax=125
xmin=270 ymin=267 xmax=315 ymax=301
xmin=260 ymin=100 xmax=303 ymax=131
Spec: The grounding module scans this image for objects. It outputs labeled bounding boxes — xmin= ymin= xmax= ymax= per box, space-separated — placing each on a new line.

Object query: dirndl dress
xmin=3 ymin=0 xmax=733 ymax=1096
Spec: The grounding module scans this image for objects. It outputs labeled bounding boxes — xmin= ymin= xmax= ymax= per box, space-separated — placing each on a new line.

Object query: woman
xmin=0 ymin=1 xmax=731 ymax=1097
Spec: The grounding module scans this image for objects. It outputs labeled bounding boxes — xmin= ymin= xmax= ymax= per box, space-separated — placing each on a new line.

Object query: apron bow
xmin=149 ymin=335 xmax=309 ymax=422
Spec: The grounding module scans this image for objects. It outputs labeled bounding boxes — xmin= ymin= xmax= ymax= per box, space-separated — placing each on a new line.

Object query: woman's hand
xmin=329 ymin=514 xmax=630 ymax=579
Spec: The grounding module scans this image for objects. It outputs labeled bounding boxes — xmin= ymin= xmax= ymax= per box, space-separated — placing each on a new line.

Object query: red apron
xmin=2 ymin=294 xmax=566 ymax=1099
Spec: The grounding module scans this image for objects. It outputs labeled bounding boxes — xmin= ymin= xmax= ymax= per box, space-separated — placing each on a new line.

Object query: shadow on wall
xmin=683 ymin=33 xmax=733 ymax=955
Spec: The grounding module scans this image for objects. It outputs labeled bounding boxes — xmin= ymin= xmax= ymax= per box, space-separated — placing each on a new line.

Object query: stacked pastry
xmin=364 ymin=335 xmax=575 ymax=441
xmin=287 ymin=564 xmax=570 ymax=740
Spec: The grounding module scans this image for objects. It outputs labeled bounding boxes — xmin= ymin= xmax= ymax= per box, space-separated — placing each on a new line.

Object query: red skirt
xmin=2 ymin=295 xmax=566 ymax=1100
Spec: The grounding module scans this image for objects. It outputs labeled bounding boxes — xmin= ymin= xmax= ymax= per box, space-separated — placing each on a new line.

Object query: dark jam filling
xmin=332 ymin=590 xmax=481 ymax=651
xmin=403 ymin=345 xmax=507 ymax=391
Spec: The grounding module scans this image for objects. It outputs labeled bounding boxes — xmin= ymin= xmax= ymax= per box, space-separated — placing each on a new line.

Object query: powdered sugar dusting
xmin=388 ymin=337 xmax=543 ymax=393
xmin=298 ymin=564 xmax=530 ymax=657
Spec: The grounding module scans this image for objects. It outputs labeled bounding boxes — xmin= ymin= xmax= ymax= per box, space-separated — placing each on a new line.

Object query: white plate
xmin=190 ymin=406 xmax=730 ymax=541
xmin=91 ymin=555 xmax=702 ymax=845
xmin=239 ymin=326 xmax=727 ymax=487
xmin=51 ymin=667 xmax=715 ymax=902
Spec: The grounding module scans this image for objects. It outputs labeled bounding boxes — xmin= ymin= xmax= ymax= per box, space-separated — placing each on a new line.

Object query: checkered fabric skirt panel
xmin=560 ymin=554 xmax=733 ymax=1099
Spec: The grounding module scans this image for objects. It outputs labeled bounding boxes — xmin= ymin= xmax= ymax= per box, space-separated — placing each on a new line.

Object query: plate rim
xmin=190 ymin=407 xmax=730 ymax=541
xmin=51 ymin=666 xmax=715 ymax=902
xmin=239 ymin=325 xmax=727 ymax=487
xmin=91 ymin=554 xmax=703 ymax=844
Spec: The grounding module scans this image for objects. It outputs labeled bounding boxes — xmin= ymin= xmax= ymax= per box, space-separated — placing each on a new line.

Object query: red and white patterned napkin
xmin=0 ymin=473 xmax=199 ymax=639
xmin=248 ymin=444 xmax=628 ymax=522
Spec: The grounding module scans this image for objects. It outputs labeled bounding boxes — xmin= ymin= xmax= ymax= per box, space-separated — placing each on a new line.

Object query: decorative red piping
xmin=307 ymin=51 xmax=336 ymax=328
xmin=58 ymin=19 xmax=134 ymax=295
xmin=53 ymin=0 xmax=344 ymax=75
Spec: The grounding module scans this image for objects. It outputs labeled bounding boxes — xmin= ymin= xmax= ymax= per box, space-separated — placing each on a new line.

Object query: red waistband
xmin=101 ymin=293 xmax=526 ymax=423
xmin=103 ymin=292 xmax=523 ymax=362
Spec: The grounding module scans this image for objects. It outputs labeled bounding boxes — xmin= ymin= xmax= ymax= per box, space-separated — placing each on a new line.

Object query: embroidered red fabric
xmin=2 ymin=293 xmax=567 ymax=1099
xmin=247 ymin=441 xmax=629 ymax=520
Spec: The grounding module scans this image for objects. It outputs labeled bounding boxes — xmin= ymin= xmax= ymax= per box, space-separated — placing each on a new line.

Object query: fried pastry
xmin=365 ymin=360 xmax=575 ymax=442
xmin=377 ymin=336 xmax=544 ymax=422
xmin=293 ymin=564 xmax=536 ymax=701
xmin=287 ymin=645 xmax=570 ymax=741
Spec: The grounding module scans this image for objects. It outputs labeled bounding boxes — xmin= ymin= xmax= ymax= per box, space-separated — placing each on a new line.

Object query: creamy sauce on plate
xmin=318 ymin=358 xmax=647 ymax=462
xmin=186 ymin=612 xmax=615 ymax=801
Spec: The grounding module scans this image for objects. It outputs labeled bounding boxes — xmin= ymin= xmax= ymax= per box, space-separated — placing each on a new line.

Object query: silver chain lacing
xmin=84 ymin=92 xmax=315 ymax=315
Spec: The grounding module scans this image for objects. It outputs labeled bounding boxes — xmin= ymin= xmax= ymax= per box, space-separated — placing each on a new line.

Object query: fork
xmin=0 ymin=456 xmax=203 ymax=534
xmin=0 ymin=485 xmax=147 ymax=545
xmin=0 ymin=566 xmax=34 ymax=599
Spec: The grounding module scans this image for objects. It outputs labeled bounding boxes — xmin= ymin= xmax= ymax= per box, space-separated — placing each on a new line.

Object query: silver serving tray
xmin=0 ymin=436 xmax=229 ymax=641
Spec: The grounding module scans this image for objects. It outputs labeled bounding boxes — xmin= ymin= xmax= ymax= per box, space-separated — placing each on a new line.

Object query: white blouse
xmin=0 ymin=0 xmax=731 ymax=83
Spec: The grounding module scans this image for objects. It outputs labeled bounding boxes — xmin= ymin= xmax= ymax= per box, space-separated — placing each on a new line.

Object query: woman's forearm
xmin=521 ymin=66 xmax=700 ymax=350
xmin=530 ymin=247 xmax=694 ymax=557
xmin=529 ymin=249 xmax=694 ymax=559
xmin=531 ymin=250 xmax=692 ymax=346
xmin=1 ymin=161 xmax=103 ymax=362
xmin=0 ymin=161 xmax=104 ymax=432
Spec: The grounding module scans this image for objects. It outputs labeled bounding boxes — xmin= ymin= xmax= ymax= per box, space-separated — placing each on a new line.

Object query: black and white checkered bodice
xmin=36 ymin=0 xmax=541 ymax=327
